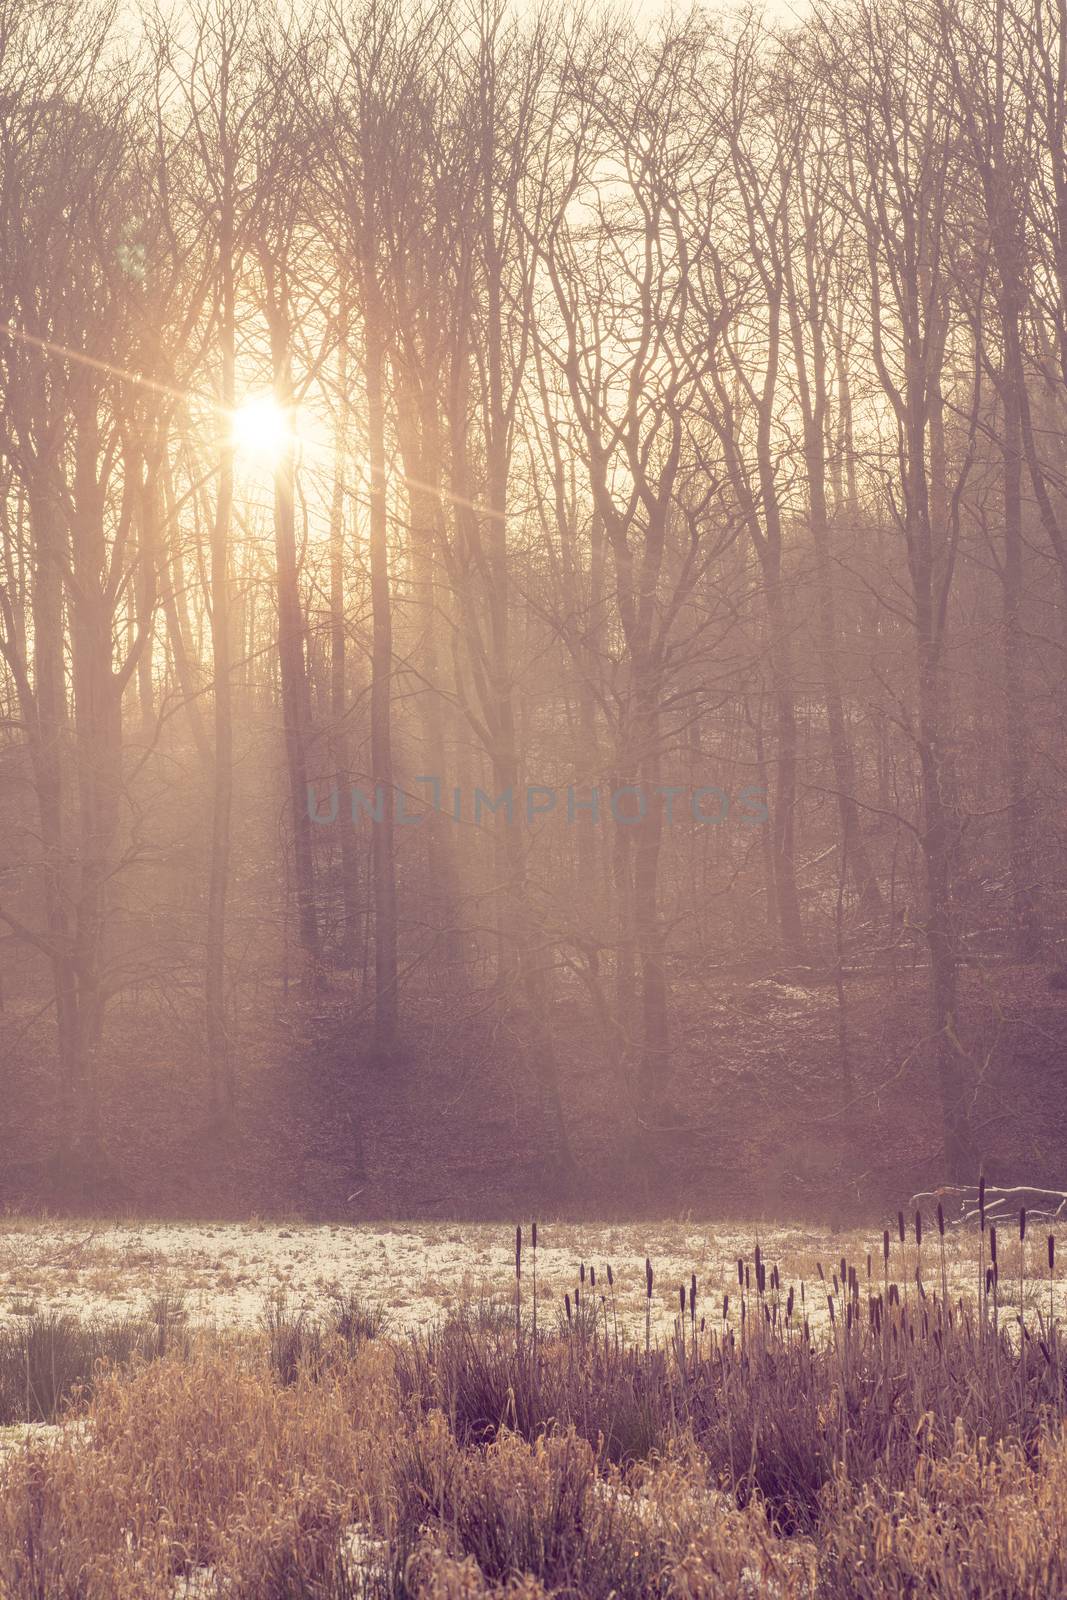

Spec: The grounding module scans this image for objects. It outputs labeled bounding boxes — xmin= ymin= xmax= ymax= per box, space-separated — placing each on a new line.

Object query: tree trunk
xmin=269 ymin=311 xmax=319 ymax=964
xmin=365 ymin=293 xmax=399 ymax=1051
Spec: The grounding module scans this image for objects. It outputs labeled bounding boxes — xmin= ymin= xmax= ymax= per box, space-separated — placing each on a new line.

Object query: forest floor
xmin=2 ymin=958 xmax=1066 ymax=1220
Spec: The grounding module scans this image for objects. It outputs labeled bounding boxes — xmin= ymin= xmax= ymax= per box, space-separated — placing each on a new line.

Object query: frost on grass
xmin=0 ymin=1215 xmax=1052 ymax=1347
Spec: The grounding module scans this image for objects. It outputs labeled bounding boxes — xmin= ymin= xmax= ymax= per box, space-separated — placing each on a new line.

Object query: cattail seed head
xmin=590 ymin=1266 xmax=596 ymax=1289
xmin=690 ymin=1273 xmax=697 ymax=1314
xmin=607 ymin=1264 xmax=614 ymax=1287
xmin=580 ymin=1261 xmax=585 ymax=1285
xmin=737 ymin=1258 xmax=744 ymax=1287
xmin=723 ymin=1294 xmax=729 ymax=1320
xmin=1049 ymin=1235 xmax=1055 ymax=1273
xmin=990 ymin=1226 xmax=997 ymax=1265
xmin=679 ymin=1285 xmax=685 ymax=1314
xmin=565 ymin=1293 xmax=572 ymax=1323
xmin=898 ymin=1210 xmax=905 ymax=1244
xmin=1020 ymin=1207 xmax=1027 ymax=1242
xmin=646 ymin=1257 xmax=654 ymax=1299
xmin=516 ymin=1226 xmax=522 ymax=1277
xmin=883 ymin=1230 xmax=890 ymax=1263
xmin=937 ymin=1201 xmax=945 ymax=1237
xmin=532 ymin=1221 xmax=537 ymax=1250
xmin=979 ymin=1174 xmax=986 ymax=1231
xmin=915 ymin=1211 xmax=922 ymax=1248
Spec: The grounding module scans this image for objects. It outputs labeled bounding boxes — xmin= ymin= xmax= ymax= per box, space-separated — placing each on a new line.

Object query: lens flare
xmin=231 ymin=394 xmax=292 ymax=461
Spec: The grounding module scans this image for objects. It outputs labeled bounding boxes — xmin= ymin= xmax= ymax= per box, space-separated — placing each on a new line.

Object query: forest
xmin=1 ymin=0 xmax=1067 ymax=1219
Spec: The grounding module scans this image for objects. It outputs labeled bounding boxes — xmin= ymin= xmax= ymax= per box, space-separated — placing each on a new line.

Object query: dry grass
xmin=0 ymin=1217 xmax=1064 ymax=1596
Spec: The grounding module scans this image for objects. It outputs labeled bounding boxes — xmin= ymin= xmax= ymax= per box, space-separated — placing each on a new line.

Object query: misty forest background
xmin=1 ymin=0 xmax=1067 ymax=1219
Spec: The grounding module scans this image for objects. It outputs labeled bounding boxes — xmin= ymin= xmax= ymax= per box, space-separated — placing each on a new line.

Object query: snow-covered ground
xmin=0 ymin=1215 xmax=1031 ymax=1341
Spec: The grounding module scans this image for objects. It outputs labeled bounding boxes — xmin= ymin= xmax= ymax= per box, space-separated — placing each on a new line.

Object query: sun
xmin=231 ymin=394 xmax=293 ymax=461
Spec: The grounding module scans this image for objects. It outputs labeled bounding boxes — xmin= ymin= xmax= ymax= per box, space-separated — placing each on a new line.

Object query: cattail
xmin=515 ymin=1225 xmax=523 ymax=1344
xmin=565 ymin=1292 xmax=572 ymax=1323
xmin=915 ymin=1210 xmax=922 ymax=1248
xmin=590 ymin=1266 xmax=596 ymax=1289
xmin=840 ymin=1256 xmax=847 ymax=1286
xmin=786 ymin=1286 xmax=794 ymax=1319
xmin=990 ymin=1225 xmax=997 ymax=1266
xmin=883 ymin=1230 xmax=890 ymax=1264
xmin=580 ymin=1261 xmax=585 ymax=1285
xmin=643 ymin=1258 xmax=654 ymax=1358
xmin=1020 ymin=1207 xmax=1027 ymax=1242
xmin=531 ymin=1222 xmax=538 ymax=1345
xmin=898 ymin=1210 xmax=905 ymax=1244
xmin=817 ymin=1261 xmax=825 ymax=1281
xmin=690 ymin=1273 xmax=697 ymax=1317
xmin=867 ymin=1253 xmax=872 ymax=1280
xmin=723 ymin=1294 xmax=729 ymax=1321
xmin=607 ymin=1263 xmax=613 ymax=1287
xmin=575 ymin=1284 xmax=580 ymax=1309
xmin=937 ymin=1201 xmax=945 ymax=1237
xmin=979 ymin=1174 xmax=986 ymax=1232
xmin=986 ymin=1267 xmax=994 ymax=1294
xmin=679 ymin=1284 xmax=685 ymax=1315
xmin=828 ymin=1295 xmax=836 ymax=1325
xmin=737 ymin=1258 xmax=744 ymax=1287
xmin=1049 ymin=1235 xmax=1055 ymax=1272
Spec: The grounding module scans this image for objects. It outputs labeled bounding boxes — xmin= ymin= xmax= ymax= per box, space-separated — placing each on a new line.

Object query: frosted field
xmin=0 ymin=1215 xmax=1038 ymax=1340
